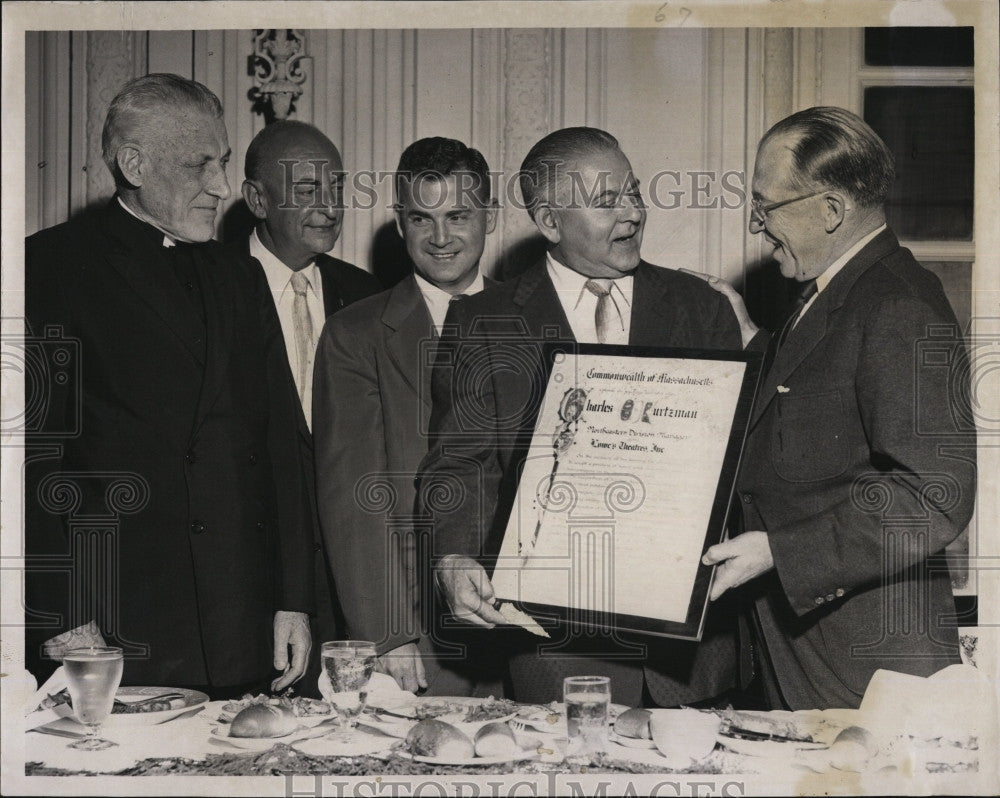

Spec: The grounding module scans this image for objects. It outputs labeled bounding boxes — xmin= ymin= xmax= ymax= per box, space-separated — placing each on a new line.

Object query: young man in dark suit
xmin=312 ymin=138 xmax=502 ymax=695
xmin=25 ymin=74 xmax=313 ymax=695
xmin=237 ymin=121 xmax=381 ymax=694
xmin=702 ymin=107 xmax=976 ymax=710
xmin=418 ymin=127 xmax=755 ymax=707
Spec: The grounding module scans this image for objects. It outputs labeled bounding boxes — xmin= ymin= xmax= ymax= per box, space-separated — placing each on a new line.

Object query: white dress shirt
xmin=795 ymin=224 xmax=887 ymax=327
xmin=250 ymin=229 xmax=326 ymax=429
xmin=414 ymin=271 xmax=486 ymax=335
xmin=545 ymin=253 xmax=633 ymax=345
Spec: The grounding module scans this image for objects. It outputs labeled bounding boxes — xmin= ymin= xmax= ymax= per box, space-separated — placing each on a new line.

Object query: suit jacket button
xmin=314 ymin=542 xmax=322 ymax=553
xmin=825 ymin=593 xmax=835 ymax=602
xmin=742 ymin=493 xmax=753 ymax=503
xmin=814 ymin=596 xmax=824 ymax=605
xmin=835 ymin=588 xmax=845 ymax=597
xmin=249 ymin=453 xmax=258 ymax=465
xmin=185 ymin=450 xmax=197 ymax=463
xmin=256 ymin=521 xmax=265 ymax=530
xmin=190 ymin=520 xmax=205 ymax=534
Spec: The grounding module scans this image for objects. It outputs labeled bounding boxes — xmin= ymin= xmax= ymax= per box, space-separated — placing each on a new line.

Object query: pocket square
xmin=776 ymin=385 xmax=790 ymax=394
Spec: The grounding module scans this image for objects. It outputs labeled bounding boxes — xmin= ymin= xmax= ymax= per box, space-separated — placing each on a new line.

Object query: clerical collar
xmin=117 ymin=197 xmax=181 ymax=248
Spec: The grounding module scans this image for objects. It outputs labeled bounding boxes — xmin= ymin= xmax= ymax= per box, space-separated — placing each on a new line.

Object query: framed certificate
xmin=491 ymin=343 xmax=763 ymax=641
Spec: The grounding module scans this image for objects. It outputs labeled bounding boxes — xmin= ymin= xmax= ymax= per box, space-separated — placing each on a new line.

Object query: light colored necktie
xmin=290 ymin=271 xmax=313 ymax=403
xmin=584 ymin=278 xmax=622 ymax=344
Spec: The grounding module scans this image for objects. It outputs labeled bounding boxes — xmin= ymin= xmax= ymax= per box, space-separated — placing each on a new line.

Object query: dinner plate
xmin=370 ymin=696 xmax=520 ymax=726
xmin=401 ymin=750 xmax=538 ymax=767
xmin=215 ymin=698 xmax=337 ymax=728
xmin=515 ymin=702 xmax=630 ymax=735
xmin=109 ymin=686 xmax=209 ymax=726
xmin=717 ymin=734 xmax=828 ymax=758
xmin=610 ymin=731 xmax=656 ymax=749
xmin=293 ymin=729 xmax=397 ymax=757
xmin=210 ymin=725 xmax=313 ymax=751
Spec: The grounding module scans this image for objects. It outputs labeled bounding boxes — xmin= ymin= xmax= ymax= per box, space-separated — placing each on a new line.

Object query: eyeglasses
xmin=749 ymin=191 xmax=824 ymax=224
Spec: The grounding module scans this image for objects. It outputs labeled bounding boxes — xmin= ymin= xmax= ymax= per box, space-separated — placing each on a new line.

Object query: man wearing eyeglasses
xmin=702 ymin=107 xmax=975 ymax=710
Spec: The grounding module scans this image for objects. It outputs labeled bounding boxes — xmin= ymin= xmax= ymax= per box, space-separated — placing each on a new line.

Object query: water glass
xmin=63 ymin=646 xmax=124 ymax=744
xmin=563 ymin=675 xmax=611 ymax=764
xmin=319 ymin=640 xmax=377 ymax=729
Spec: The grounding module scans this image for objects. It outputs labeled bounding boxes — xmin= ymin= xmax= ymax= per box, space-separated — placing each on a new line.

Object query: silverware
xmin=366 ymin=706 xmax=419 ymax=721
xmin=29 ymin=725 xmax=89 ymax=740
xmin=113 ymin=691 xmax=186 ymax=709
xmin=721 ymin=726 xmax=814 ymax=743
xmin=157 ymin=705 xmax=204 ymax=724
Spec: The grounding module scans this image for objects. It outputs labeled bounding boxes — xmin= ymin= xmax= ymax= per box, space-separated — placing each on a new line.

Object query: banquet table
xmin=22 ymin=697 xmax=990 ymax=794
xmin=18 ymin=664 xmax=998 ymax=796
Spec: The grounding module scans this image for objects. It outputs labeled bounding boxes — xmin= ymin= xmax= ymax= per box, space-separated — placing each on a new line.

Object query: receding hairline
xmin=245 ymin=122 xmax=343 ymax=184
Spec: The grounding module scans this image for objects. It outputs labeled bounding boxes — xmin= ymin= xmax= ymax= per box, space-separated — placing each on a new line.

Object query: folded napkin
xmin=858 ymin=663 xmax=998 ymax=745
xmin=317 ymin=669 xmax=414 ymax=704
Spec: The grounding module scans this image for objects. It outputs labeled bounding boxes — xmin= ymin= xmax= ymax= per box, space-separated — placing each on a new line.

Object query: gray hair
xmin=762 ymin=106 xmax=895 ymax=208
xmin=102 ymin=73 xmax=223 ymax=182
xmin=519 ymin=127 xmax=620 ymax=219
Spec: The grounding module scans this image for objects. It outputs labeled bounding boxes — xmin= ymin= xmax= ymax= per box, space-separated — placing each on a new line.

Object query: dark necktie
xmin=776 ymin=279 xmax=817 ymax=350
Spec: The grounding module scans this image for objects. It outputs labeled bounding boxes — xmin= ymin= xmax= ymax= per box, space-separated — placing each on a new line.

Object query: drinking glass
xmin=319 ymin=640 xmax=377 ymax=729
xmin=563 ymin=675 xmax=611 ymax=765
xmin=63 ymin=646 xmax=124 ymax=746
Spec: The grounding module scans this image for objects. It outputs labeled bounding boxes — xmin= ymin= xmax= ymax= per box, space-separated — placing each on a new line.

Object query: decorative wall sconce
xmin=249 ymin=29 xmax=311 ymax=121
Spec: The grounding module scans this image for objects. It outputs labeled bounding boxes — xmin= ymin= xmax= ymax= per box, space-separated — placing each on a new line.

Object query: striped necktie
xmin=584 ymin=278 xmax=622 ymax=344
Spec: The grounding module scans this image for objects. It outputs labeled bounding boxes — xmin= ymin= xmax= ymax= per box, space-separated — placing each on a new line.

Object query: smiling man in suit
xmin=25 ymin=74 xmax=313 ymax=695
xmin=417 ymin=127 xmax=754 ymax=707
xmin=237 ymin=121 xmax=381 ymax=694
xmin=313 ymin=137 xmax=502 ymax=694
xmin=702 ymin=107 xmax=976 ymax=710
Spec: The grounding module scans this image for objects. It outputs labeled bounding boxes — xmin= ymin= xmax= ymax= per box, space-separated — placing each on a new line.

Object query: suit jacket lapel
xmin=384 ymin=276 xmax=436 ymax=411
xmin=101 ymin=203 xmax=207 ymax=365
xmin=629 ymin=261 xmax=677 ymax=347
xmin=512 ymin=259 xmax=574 ymax=340
xmin=240 ymin=236 xmax=314 ymax=443
xmin=316 ymin=255 xmax=346 ymax=317
xmin=749 ymin=228 xmax=902 ymax=429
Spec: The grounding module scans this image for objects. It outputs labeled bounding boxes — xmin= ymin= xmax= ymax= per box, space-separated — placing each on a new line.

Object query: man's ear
xmin=484 ymin=200 xmax=499 ymax=235
xmin=532 ymin=204 xmax=561 ymax=245
xmin=115 ymin=145 xmax=143 ymax=187
xmin=393 ymin=205 xmax=406 ymax=240
xmin=822 ymin=192 xmax=847 ymax=234
xmin=242 ymin=180 xmax=268 ymax=220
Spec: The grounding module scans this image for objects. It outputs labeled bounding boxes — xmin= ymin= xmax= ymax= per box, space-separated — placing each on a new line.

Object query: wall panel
xmin=25 ymin=26 xmax=753 ymax=282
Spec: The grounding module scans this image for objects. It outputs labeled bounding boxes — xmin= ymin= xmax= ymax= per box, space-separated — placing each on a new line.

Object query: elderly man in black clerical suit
xmin=25 ymin=74 xmax=313 ymax=696
xmin=235 ymin=121 xmax=381 ymax=694
xmin=702 ymin=107 xmax=976 ymax=710
xmin=416 ymin=127 xmax=756 ymax=707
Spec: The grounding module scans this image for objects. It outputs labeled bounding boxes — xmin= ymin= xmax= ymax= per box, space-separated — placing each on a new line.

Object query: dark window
xmin=864 ymin=27 xmax=973 ymax=67
xmin=864 ymin=86 xmax=973 ymax=241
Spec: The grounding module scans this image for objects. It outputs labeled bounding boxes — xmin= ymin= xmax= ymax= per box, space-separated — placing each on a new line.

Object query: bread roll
xmin=229 ymin=703 xmax=298 ymax=738
xmin=406 ymin=719 xmax=475 ymax=759
xmin=614 ymin=707 xmax=652 ymax=739
xmin=474 ymin=722 xmax=520 ymax=757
